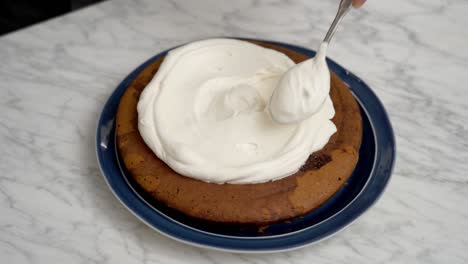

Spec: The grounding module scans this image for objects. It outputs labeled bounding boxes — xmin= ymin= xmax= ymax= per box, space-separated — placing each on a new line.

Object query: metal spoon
xmin=323 ymin=0 xmax=354 ymax=44
xmin=268 ymin=0 xmax=354 ymax=124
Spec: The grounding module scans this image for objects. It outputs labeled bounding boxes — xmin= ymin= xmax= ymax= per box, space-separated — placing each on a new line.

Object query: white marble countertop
xmin=1 ymin=0 xmax=467 ymax=263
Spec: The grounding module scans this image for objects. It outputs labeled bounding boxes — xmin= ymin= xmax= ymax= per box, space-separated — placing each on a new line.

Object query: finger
xmin=352 ymin=0 xmax=367 ymax=8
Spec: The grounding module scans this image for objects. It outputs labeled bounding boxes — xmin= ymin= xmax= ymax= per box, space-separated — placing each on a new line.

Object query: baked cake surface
xmin=116 ymin=41 xmax=362 ymax=224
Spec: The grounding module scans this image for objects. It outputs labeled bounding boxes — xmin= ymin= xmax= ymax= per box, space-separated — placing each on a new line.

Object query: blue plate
xmin=96 ymin=39 xmax=395 ymax=253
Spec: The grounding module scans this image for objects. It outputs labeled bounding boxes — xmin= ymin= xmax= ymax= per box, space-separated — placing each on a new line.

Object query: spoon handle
xmin=323 ymin=0 xmax=353 ymax=44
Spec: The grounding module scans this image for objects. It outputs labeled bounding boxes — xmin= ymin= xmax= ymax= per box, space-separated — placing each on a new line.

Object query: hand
xmin=352 ymin=0 xmax=366 ymax=8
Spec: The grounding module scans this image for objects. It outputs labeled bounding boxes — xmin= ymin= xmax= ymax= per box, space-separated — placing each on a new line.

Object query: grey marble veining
xmin=1 ymin=0 xmax=467 ymax=263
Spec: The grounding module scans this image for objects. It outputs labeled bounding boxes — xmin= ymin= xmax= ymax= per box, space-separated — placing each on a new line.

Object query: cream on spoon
xmin=269 ymin=0 xmax=355 ymax=124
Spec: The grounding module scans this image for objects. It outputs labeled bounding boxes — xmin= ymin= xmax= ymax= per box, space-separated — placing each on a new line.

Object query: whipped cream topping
xmin=137 ymin=39 xmax=336 ymax=184
xmin=269 ymin=43 xmax=331 ymax=124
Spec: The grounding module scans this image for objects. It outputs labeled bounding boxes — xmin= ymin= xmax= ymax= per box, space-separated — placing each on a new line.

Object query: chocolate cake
xmin=116 ymin=41 xmax=362 ymax=225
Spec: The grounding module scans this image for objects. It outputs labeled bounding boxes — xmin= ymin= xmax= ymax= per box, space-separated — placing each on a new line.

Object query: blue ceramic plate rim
xmin=96 ymin=38 xmax=395 ymax=253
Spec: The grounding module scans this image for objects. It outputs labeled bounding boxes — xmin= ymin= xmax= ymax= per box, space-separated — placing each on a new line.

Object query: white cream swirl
xmin=137 ymin=39 xmax=336 ymax=184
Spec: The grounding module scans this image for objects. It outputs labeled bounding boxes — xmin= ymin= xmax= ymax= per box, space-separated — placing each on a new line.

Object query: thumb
xmin=352 ymin=0 xmax=367 ymax=8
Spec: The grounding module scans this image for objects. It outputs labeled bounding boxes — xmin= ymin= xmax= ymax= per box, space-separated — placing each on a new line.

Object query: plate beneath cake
xmin=96 ymin=39 xmax=395 ymax=253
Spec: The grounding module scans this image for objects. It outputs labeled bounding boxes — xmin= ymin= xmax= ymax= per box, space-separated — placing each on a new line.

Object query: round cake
xmin=116 ymin=41 xmax=362 ymax=225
